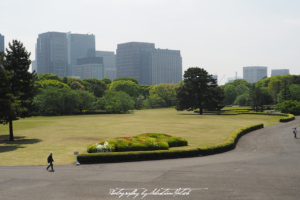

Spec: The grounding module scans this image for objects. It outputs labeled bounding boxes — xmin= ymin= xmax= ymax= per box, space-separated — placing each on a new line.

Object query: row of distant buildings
xmin=31 ymin=31 xmax=182 ymax=85
xmin=225 ymin=67 xmax=289 ymax=84
xmin=0 ymin=33 xmax=292 ymax=85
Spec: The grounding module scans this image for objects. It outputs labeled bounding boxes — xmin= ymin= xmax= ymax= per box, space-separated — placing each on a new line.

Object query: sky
xmin=1 ymin=0 xmax=300 ymax=84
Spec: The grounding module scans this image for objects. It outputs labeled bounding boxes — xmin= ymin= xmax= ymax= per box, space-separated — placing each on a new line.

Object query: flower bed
xmin=87 ymin=133 xmax=188 ymax=153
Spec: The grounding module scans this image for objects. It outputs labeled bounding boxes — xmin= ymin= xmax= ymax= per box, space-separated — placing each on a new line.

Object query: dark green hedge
xmin=198 ymin=123 xmax=263 ymax=156
xmin=77 ymin=148 xmax=199 ymax=164
xmin=241 ymin=112 xmax=295 ymax=122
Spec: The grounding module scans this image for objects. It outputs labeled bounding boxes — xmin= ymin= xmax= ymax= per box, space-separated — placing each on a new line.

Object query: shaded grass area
xmin=0 ymin=108 xmax=282 ymax=165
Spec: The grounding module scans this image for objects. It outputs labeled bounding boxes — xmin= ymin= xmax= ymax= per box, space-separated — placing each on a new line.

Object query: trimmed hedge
xmin=77 ymin=148 xmax=199 ymax=164
xmin=198 ymin=123 xmax=263 ymax=156
xmin=241 ymin=112 xmax=295 ymax=122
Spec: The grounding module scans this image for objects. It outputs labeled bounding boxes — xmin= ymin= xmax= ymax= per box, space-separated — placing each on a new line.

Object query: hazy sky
xmin=1 ymin=0 xmax=299 ymax=84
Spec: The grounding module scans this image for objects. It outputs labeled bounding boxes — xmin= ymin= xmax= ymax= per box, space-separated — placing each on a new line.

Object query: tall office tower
xmin=116 ymin=42 xmax=155 ymax=83
xmin=271 ymin=69 xmax=289 ymax=77
xmin=36 ymin=32 xmax=68 ymax=77
xmin=243 ymin=66 xmax=267 ymax=83
xmin=141 ymin=49 xmax=182 ymax=85
xmin=96 ymin=51 xmax=116 ymax=80
xmin=31 ymin=60 xmax=37 ymax=73
xmin=67 ymin=32 xmax=95 ymax=76
xmin=0 ymin=33 xmax=4 ymax=52
xmin=75 ymin=57 xmax=104 ymax=79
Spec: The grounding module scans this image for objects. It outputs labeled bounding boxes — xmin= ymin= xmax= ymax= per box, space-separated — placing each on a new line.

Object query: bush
xmin=78 ymin=149 xmax=199 ymax=164
xmin=279 ymin=114 xmax=295 ymax=122
xmin=275 ymin=100 xmax=300 ymax=115
xmin=198 ymin=124 xmax=264 ymax=156
xmin=241 ymin=112 xmax=295 ymax=122
xmin=87 ymin=133 xmax=188 ymax=153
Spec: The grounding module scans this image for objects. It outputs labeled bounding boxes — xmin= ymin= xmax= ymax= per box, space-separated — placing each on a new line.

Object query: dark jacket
xmin=47 ymin=154 xmax=54 ymax=163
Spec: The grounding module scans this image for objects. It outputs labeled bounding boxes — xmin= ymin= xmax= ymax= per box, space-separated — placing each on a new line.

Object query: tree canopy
xmin=176 ymin=67 xmax=224 ymax=114
xmin=109 ymin=80 xmax=140 ymax=97
xmin=0 ymin=40 xmax=37 ymax=141
xmin=113 ymin=77 xmax=139 ymax=85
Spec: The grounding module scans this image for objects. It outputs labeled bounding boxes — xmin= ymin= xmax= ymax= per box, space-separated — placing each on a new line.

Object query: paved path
xmin=0 ymin=117 xmax=299 ymax=200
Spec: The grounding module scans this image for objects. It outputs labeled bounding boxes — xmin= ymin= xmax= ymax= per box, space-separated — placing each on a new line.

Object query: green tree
xmin=84 ymin=78 xmax=107 ymax=97
xmin=149 ymin=83 xmax=176 ymax=107
xmin=275 ymin=100 xmax=300 ymax=115
xmin=68 ymin=78 xmax=90 ymax=90
xmin=248 ymin=84 xmax=263 ymax=112
xmin=144 ymin=96 xmax=165 ymax=109
xmin=281 ymin=79 xmax=292 ymax=101
xmin=234 ymin=93 xmax=249 ymax=106
xmin=289 ymin=84 xmax=300 ymax=101
xmin=35 ymin=79 xmax=70 ymax=90
xmin=70 ymin=81 xmax=85 ymax=90
xmin=224 ymin=84 xmax=237 ymax=105
xmin=260 ymin=87 xmax=273 ymax=105
xmin=102 ymin=77 xmax=112 ymax=85
xmin=104 ymin=91 xmax=135 ymax=113
xmin=34 ymin=87 xmax=79 ymax=115
xmin=0 ymin=40 xmax=37 ymax=140
xmin=113 ymin=77 xmax=138 ymax=85
xmin=38 ymin=73 xmax=62 ymax=82
xmin=176 ymin=67 xmax=224 ymax=115
xmin=109 ymin=80 xmax=140 ymax=97
xmin=268 ymin=79 xmax=281 ymax=104
xmin=75 ymin=90 xmax=95 ymax=113
xmin=62 ymin=76 xmax=68 ymax=84
xmin=140 ymin=85 xmax=151 ymax=98
xmin=135 ymin=94 xmax=145 ymax=109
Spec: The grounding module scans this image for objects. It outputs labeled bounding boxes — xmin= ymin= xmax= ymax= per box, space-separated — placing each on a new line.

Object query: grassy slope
xmin=0 ymin=108 xmax=282 ymax=165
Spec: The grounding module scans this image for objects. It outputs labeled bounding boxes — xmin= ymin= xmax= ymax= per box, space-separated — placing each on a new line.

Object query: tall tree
xmin=149 ymin=83 xmax=176 ymax=107
xmin=109 ymin=80 xmax=140 ymax=97
xmin=281 ymin=79 xmax=292 ymax=101
xmin=248 ymin=84 xmax=263 ymax=112
xmin=0 ymin=40 xmax=37 ymax=141
xmin=268 ymin=79 xmax=281 ymax=104
xmin=176 ymin=67 xmax=224 ymax=115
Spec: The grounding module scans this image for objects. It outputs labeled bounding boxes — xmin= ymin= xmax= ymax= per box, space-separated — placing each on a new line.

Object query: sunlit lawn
xmin=0 ymin=108 xmax=283 ymax=165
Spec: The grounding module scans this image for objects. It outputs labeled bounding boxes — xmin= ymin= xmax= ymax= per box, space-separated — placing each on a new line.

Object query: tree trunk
xmin=9 ymin=120 xmax=14 ymax=141
xmin=199 ymin=108 xmax=203 ymax=115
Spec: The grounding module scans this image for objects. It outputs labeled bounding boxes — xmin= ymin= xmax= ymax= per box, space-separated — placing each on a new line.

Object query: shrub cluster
xmin=198 ymin=124 xmax=263 ymax=156
xmin=87 ymin=133 xmax=188 ymax=153
xmin=78 ymin=149 xmax=199 ymax=164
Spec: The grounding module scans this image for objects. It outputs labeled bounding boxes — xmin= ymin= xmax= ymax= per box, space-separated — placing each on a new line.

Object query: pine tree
xmin=0 ymin=40 xmax=37 ymax=141
xmin=281 ymin=79 xmax=292 ymax=101
xmin=249 ymin=84 xmax=263 ymax=112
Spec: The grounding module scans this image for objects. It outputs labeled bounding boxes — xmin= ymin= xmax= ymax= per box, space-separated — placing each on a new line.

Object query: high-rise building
xmin=141 ymin=48 xmax=182 ymax=85
xmin=0 ymin=33 xmax=4 ymax=53
xmin=67 ymin=32 xmax=95 ymax=76
xmin=271 ymin=69 xmax=289 ymax=77
xmin=36 ymin=32 xmax=68 ymax=77
xmin=95 ymin=51 xmax=116 ymax=81
xmin=75 ymin=57 xmax=104 ymax=79
xmin=116 ymin=42 xmax=182 ymax=85
xmin=243 ymin=66 xmax=267 ymax=83
xmin=116 ymin=42 xmax=155 ymax=83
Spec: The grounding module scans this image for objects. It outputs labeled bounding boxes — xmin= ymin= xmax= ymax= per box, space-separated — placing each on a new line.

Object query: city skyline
xmin=1 ymin=0 xmax=300 ymax=84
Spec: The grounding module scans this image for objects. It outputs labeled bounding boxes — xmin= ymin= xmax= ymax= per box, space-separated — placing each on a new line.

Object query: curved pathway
xmin=0 ymin=117 xmax=299 ymax=200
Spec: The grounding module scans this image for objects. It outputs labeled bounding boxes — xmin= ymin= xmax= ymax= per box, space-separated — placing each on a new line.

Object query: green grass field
xmin=0 ymin=108 xmax=283 ymax=165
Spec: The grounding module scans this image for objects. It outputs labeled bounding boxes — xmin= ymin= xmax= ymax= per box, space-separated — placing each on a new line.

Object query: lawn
xmin=0 ymin=108 xmax=283 ymax=165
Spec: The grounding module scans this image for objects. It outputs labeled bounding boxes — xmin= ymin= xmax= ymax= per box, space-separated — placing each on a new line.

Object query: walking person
xmin=293 ymin=127 xmax=297 ymax=139
xmin=46 ymin=152 xmax=54 ymax=171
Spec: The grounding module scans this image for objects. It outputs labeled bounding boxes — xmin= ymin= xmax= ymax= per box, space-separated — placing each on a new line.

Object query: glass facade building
xmin=36 ymin=32 xmax=68 ymax=77
xmin=116 ymin=42 xmax=155 ymax=83
xmin=0 ymin=33 xmax=4 ymax=53
xmin=141 ymin=48 xmax=182 ymax=85
xmin=243 ymin=66 xmax=267 ymax=83
xmin=75 ymin=57 xmax=104 ymax=79
xmin=96 ymin=51 xmax=116 ymax=80
xmin=67 ymin=32 xmax=95 ymax=76
xmin=271 ymin=69 xmax=289 ymax=77
xmin=116 ymin=42 xmax=182 ymax=85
